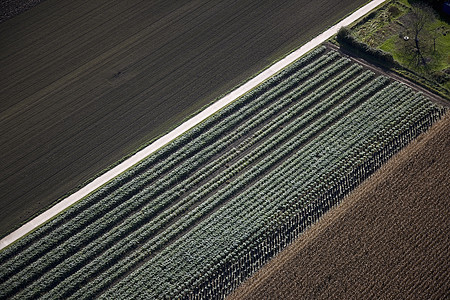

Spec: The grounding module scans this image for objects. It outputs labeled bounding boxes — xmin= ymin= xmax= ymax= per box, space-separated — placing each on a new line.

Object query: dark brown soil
xmin=229 ymin=114 xmax=450 ymax=300
xmin=0 ymin=0 xmax=46 ymax=23
xmin=0 ymin=0 xmax=367 ymax=237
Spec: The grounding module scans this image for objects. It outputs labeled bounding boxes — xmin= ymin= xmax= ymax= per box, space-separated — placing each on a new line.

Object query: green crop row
xmin=1 ymin=47 xmax=336 ymax=298
xmin=0 ymin=51 xmax=342 ymax=290
xmin=106 ymin=79 xmax=438 ymax=299
xmin=0 ymin=48 xmax=334 ymax=283
xmin=0 ymin=47 xmax=329 ymax=267
xmin=0 ymin=46 xmax=445 ymax=300
xmin=10 ymin=57 xmax=363 ymax=300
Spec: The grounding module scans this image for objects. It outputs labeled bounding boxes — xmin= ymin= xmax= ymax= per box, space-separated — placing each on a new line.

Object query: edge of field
xmin=0 ymin=0 xmax=388 ymax=249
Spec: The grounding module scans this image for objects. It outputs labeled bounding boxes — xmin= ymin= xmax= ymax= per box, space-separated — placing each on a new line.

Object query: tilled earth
xmin=0 ymin=0 xmax=46 ymax=23
xmin=229 ymin=113 xmax=450 ymax=299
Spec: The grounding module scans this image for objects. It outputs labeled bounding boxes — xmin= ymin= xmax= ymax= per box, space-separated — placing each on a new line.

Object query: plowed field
xmin=229 ymin=114 xmax=450 ymax=300
xmin=0 ymin=0 xmax=46 ymax=23
xmin=0 ymin=0 xmax=368 ymax=237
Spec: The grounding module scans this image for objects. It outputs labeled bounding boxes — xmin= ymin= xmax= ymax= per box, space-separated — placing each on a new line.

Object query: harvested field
xmin=0 ymin=0 xmax=367 ymax=238
xmin=229 ymin=114 xmax=450 ymax=300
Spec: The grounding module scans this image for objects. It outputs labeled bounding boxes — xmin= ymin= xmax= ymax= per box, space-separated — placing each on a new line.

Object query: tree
xmin=431 ymin=25 xmax=444 ymax=53
xmin=403 ymin=3 xmax=436 ymax=68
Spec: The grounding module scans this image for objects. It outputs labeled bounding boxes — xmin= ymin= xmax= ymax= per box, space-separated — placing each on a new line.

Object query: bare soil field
xmin=0 ymin=0 xmax=46 ymax=23
xmin=0 ymin=0 xmax=367 ymax=237
xmin=229 ymin=113 xmax=450 ymax=300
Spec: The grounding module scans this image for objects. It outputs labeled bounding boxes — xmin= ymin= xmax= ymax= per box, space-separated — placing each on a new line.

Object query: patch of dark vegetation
xmin=415 ymin=0 xmax=450 ymax=21
xmin=336 ymin=26 xmax=397 ymax=68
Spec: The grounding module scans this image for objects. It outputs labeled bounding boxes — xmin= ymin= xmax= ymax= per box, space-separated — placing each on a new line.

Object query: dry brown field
xmin=0 ymin=0 xmax=367 ymax=237
xmin=229 ymin=113 xmax=450 ymax=299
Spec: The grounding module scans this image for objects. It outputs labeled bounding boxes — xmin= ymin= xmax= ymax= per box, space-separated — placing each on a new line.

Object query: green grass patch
xmin=350 ymin=0 xmax=450 ymax=99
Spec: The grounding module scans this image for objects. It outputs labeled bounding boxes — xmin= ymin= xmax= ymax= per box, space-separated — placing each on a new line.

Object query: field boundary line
xmin=0 ymin=0 xmax=387 ymax=251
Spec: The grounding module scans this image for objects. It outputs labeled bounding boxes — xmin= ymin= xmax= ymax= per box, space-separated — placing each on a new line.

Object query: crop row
xmin=0 ymin=52 xmax=348 ymax=293
xmin=6 ymin=57 xmax=366 ymax=300
xmin=97 ymin=77 xmax=397 ymax=299
xmin=101 ymin=81 xmax=445 ymax=299
xmin=0 ymin=47 xmax=329 ymax=266
xmin=0 ymin=49 xmax=344 ymax=298
xmin=9 ymin=68 xmax=384 ymax=299
xmin=0 ymin=47 xmax=445 ymax=300
xmin=28 ymin=64 xmax=376 ymax=298
xmin=0 ymin=48 xmax=335 ymax=275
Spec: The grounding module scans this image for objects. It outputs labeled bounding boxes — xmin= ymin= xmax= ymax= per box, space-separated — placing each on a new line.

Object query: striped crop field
xmin=0 ymin=46 xmax=446 ymax=299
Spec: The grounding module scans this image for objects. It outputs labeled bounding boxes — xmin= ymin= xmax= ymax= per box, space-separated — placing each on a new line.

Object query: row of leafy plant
xmin=103 ymin=82 xmax=444 ymax=300
xmin=0 ymin=47 xmax=332 ymax=271
xmin=51 ymin=66 xmax=378 ymax=300
xmin=0 ymin=46 xmax=445 ymax=300
xmin=1 ymin=47 xmax=348 ymax=299
xmin=186 ymin=100 xmax=445 ymax=300
xmin=0 ymin=47 xmax=331 ymax=266
xmin=4 ymin=55 xmax=366 ymax=300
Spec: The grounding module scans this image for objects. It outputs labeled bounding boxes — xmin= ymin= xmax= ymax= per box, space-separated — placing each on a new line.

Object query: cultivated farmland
xmin=0 ymin=0 xmax=46 ymax=23
xmin=0 ymin=0 xmax=368 ymax=238
xmin=0 ymin=47 xmax=445 ymax=299
xmin=229 ymin=113 xmax=450 ymax=300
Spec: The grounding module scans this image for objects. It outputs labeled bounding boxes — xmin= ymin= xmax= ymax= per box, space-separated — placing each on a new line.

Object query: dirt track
xmin=229 ymin=113 xmax=450 ymax=299
xmin=0 ymin=0 xmax=367 ymax=237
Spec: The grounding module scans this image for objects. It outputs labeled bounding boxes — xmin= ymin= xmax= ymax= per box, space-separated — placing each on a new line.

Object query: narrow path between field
xmin=0 ymin=0 xmax=388 ymax=251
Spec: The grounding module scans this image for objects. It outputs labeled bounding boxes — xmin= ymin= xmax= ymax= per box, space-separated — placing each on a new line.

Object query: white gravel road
xmin=0 ymin=0 xmax=387 ymax=250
